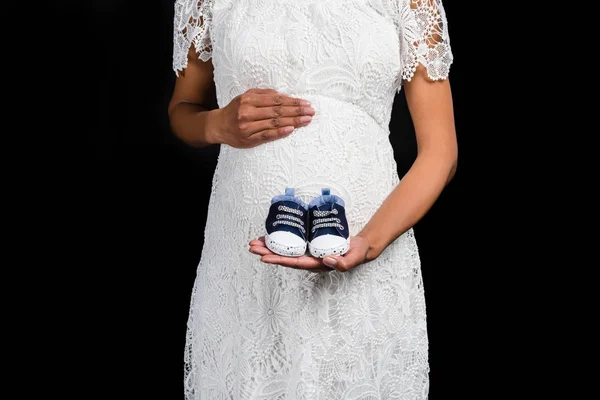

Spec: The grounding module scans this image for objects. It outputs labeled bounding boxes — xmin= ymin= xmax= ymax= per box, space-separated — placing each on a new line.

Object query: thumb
xmin=323 ymin=248 xmax=364 ymax=272
xmin=323 ymin=256 xmax=340 ymax=268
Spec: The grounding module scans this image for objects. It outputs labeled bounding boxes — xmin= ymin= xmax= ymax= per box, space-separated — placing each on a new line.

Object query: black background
xmin=78 ymin=0 xmax=505 ymax=398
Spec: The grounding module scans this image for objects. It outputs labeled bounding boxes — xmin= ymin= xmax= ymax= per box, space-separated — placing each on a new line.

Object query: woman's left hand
xmin=249 ymin=235 xmax=370 ymax=273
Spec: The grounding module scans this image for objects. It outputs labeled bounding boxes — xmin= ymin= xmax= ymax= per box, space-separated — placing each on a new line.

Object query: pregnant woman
xmin=168 ymin=0 xmax=457 ymax=398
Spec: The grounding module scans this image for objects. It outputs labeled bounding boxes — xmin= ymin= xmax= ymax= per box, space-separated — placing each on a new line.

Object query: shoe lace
xmin=311 ymin=208 xmax=344 ymax=233
xmin=272 ymin=205 xmax=306 ymax=233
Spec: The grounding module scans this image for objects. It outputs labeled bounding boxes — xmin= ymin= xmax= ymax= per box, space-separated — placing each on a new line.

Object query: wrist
xmin=356 ymin=230 xmax=385 ymax=262
xmin=204 ymin=108 xmax=223 ymax=145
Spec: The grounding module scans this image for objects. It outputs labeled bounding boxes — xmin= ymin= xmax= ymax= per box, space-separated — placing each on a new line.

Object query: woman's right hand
xmin=212 ymin=88 xmax=315 ymax=149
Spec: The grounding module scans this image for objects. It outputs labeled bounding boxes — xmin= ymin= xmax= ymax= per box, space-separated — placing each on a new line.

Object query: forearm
xmin=357 ymin=152 xmax=456 ymax=261
xmin=168 ymin=102 xmax=222 ymax=148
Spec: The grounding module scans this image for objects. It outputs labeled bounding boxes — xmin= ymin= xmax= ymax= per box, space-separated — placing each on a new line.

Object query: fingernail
xmin=300 ymin=100 xmax=311 ymax=106
xmin=324 ymin=257 xmax=337 ymax=267
xmin=300 ymin=116 xmax=312 ymax=123
xmin=283 ymin=126 xmax=294 ymax=134
xmin=305 ymin=107 xmax=316 ymax=115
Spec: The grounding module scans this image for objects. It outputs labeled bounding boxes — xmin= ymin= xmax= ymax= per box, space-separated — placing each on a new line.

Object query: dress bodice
xmin=210 ymin=0 xmax=401 ymax=127
xmin=173 ymin=0 xmax=453 ymax=128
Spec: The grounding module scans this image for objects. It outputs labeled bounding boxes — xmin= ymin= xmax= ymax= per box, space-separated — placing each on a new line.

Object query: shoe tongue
xmin=271 ymin=193 xmax=307 ymax=209
xmin=269 ymin=200 xmax=306 ymax=239
xmin=308 ymin=194 xmax=345 ymax=208
xmin=282 ymin=200 xmax=304 ymax=211
xmin=319 ymin=202 xmax=335 ymax=211
xmin=311 ymin=203 xmax=341 ymax=238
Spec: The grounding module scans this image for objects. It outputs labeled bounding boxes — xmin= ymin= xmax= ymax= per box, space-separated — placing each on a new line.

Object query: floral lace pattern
xmin=395 ymin=0 xmax=453 ymax=82
xmin=173 ymin=1 xmax=452 ymax=398
xmin=173 ymin=0 xmax=215 ymax=73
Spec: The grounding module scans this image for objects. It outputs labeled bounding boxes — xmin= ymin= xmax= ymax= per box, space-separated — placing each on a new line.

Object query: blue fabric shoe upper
xmin=308 ymin=188 xmax=349 ymax=241
xmin=265 ymin=188 xmax=309 ymax=241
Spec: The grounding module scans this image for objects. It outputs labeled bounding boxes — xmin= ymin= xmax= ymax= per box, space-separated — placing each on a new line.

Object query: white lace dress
xmin=173 ymin=1 xmax=452 ymax=398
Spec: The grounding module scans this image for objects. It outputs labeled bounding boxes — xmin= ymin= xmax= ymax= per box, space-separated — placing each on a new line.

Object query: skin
xmin=169 ymin=47 xmax=458 ymax=274
xmin=168 ymin=47 xmax=315 ymax=148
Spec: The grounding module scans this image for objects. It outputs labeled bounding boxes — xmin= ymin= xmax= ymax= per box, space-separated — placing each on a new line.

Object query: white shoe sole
xmin=308 ymin=238 xmax=350 ymax=258
xmin=265 ymin=234 xmax=307 ymax=257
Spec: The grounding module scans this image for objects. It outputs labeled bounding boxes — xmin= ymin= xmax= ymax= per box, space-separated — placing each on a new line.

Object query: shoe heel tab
xmin=321 ymin=188 xmax=331 ymax=196
xmin=285 ymin=188 xmax=295 ymax=196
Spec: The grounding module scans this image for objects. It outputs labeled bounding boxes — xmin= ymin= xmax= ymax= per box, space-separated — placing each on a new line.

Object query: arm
xmin=168 ymin=46 xmax=221 ymax=148
xmin=251 ymin=64 xmax=458 ymax=272
xmin=357 ymin=64 xmax=458 ymax=260
xmin=169 ymin=46 xmax=315 ymax=149
xmin=248 ymin=0 xmax=456 ymax=272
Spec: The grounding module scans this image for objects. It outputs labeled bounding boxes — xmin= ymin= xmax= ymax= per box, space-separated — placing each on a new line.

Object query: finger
xmin=249 ymin=238 xmax=267 ymax=246
xmin=243 ymin=128 xmax=294 ymax=144
xmin=249 ymin=245 xmax=274 ymax=256
xmin=247 ymin=105 xmax=315 ymax=122
xmin=322 ymin=256 xmax=344 ymax=271
xmin=248 ymin=88 xmax=278 ymax=94
xmin=244 ymin=115 xmax=312 ymax=137
xmin=261 ymin=254 xmax=322 ymax=269
xmin=250 ymin=93 xmax=311 ymax=108
xmin=323 ymin=246 xmax=366 ymax=272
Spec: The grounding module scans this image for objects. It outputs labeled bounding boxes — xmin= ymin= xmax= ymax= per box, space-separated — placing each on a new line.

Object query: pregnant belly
xmin=212 ymin=94 xmax=400 ymax=234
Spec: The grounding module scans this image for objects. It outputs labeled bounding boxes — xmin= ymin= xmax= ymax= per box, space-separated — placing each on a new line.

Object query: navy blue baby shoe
xmin=265 ymin=188 xmax=309 ymax=257
xmin=308 ymin=188 xmax=350 ymax=258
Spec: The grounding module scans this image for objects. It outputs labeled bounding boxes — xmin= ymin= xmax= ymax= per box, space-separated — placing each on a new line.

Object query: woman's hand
xmin=214 ymin=88 xmax=315 ymax=148
xmin=248 ymin=235 xmax=371 ymax=273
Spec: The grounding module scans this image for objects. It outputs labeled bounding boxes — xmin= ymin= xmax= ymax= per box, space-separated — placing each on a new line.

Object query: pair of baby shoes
xmin=265 ymin=188 xmax=350 ymax=258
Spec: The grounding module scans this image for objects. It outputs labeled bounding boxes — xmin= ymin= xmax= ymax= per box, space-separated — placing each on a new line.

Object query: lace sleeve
xmin=173 ymin=0 xmax=215 ymax=75
xmin=397 ymin=0 xmax=453 ymax=84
